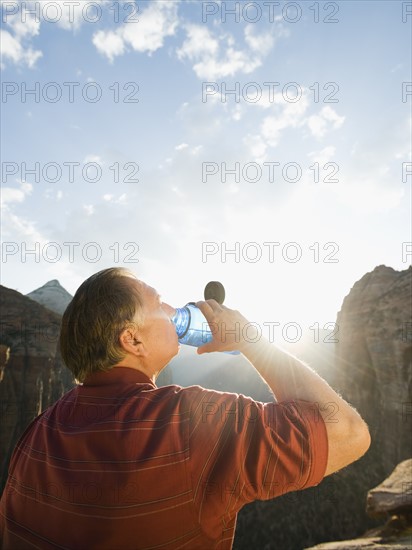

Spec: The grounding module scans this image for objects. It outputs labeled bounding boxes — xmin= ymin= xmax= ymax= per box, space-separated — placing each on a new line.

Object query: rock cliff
xmin=333 ymin=265 xmax=412 ymax=476
xmin=0 ymin=285 xmax=74 ymax=492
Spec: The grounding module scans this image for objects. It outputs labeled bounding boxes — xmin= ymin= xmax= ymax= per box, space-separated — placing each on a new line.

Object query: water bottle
xmin=171 ymin=303 xmax=212 ymax=347
xmin=171 ymin=281 xmax=240 ymax=354
xmin=172 ymin=281 xmax=225 ymax=346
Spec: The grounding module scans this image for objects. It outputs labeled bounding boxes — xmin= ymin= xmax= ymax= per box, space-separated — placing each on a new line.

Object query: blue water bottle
xmin=171 ymin=303 xmax=212 ymax=347
xmin=171 ymin=282 xmax=239 ymax=354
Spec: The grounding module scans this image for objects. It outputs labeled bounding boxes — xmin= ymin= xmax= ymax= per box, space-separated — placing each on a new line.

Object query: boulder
xmin=367 ymin=459 xmax=412 ymax=518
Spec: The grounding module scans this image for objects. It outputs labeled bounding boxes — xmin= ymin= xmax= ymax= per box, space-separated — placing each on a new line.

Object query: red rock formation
xmin=333 ymin=265 xmax=412 ymax=475
xmin=0 ymin=285 xmax=74 ymax=492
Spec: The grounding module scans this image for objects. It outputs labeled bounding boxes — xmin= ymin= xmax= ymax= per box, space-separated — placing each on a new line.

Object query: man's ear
xmin=119 ymin=323 xmax=148 ymax=358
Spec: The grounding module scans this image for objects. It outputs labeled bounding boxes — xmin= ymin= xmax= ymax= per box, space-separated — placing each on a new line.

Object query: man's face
xmin=135 ymin=281 xmax=180 ymax=369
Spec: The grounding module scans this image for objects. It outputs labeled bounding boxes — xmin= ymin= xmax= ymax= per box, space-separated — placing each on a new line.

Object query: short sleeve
xmin=184 ymin=387 xmax=328 ymax=519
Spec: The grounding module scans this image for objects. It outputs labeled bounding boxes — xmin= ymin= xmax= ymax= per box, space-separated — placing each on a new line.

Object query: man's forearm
xmin=240 ymin=338 xmax=359 ymax=423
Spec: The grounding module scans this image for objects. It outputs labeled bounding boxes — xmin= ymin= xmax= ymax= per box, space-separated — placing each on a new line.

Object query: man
xmin=0 ymin=267 xmax=370 ymax=549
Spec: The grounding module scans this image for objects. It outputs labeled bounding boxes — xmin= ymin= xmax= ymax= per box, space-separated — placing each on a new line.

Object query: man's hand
xmin=195 ymin=300 xmax=255 ymax=355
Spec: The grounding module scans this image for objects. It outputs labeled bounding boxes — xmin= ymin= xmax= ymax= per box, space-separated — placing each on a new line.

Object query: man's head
xmin=60 ymin=268 xmax=178 ymax=383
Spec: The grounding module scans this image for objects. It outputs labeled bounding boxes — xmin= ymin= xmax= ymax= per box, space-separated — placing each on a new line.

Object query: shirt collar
xmin=82 ymin=366 xmax=156 ymax=388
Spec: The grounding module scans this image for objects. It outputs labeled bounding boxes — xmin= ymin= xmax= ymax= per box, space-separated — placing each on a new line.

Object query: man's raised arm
xmin=196 ymin=299 xmax=371 ymax=477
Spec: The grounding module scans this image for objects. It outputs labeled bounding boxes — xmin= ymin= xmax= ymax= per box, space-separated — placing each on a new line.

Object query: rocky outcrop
xmin=305 ymin=459 xmax=412 ymax=549
xmin=26 ymin=279 xmax=73 ymax=315
xmin=333 ymin=265 xmax=412 ymax=475
xmin=0 ymin=285 xmax=74 ymax=492
xmin=0 ymin=344 xmax=10 ymax=382
xmin=367 ymin=459 xmax=412 ymax=518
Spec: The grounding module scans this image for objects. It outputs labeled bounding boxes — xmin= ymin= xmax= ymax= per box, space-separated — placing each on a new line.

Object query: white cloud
xmin=31 ymin=0 xmax=107 ymax=31
xmin=92 ymin=30 xmax=125 ymax=63
xmin=195 ymin=47 xmax=261 ymax=80
xmin=6 ymin=8 xmax=40 ymax=39
xmin=172 ymin=143 xmax=203 ymax=156
xmin=1 ymin=208 xmax=44 ymax=241
xmin=122 ymin=1 xmax=178 ymax=53
xmin=307 ymin=146 xmax=336 ymax=167
xmin=177 ymin=22 xmax=286 ymax=80
xmin=101 ymin=193 xmax=127 ymax=204
xmin=177 ymin=25 xmax=218 ymax=61
xmin=1 ymin=2 xmax=42 ymax=69
xmin=232 ymin=104 xmax=242 ymax=121
xmin=1 ymin=188 xmax=27 ymax=205
xmin=237 ymin=90 xmax=343 ymax=155
xmin=190 ymin=145 xmax=203 ymax=156
xmin=175 ymin=143 xmax=189 ymax=151
xmin=0 ymin=179 xmax=47 ymax=273
xmin=177 ymin=25 xmax=260 ymax=80
xmin=322 ymin=106 xmax=345 ymax=125
xmin=1 ymin=180 xmax=33 ymax=207
xmin=244 ymin=24 xmax=276 ymax=55
xmin=177 ymin=24 xmax=286 ymax=80
xmin=1 ymin=1 xmax=113 ymax=69
xmin=243 ymin=134 xmax=267 ymax=161
xmin=306 ymin=115 xmax=327 ymax=138
xmin=261 ymin=93 xmax=310 ymax=146
xmin=40 ymin=187 xmax=62 ymax=202
xmin=92 ymin=1 xmax=178 ymax=61
xmin=83 ymin=204 xmax=95 ymax=215
xmin=307 ymin=106 xmax=345 ymax=138
xmin=0 ymin=29 xmax=42 ymax=69
xmin=0 ymin=30 xmax=22 ymax=65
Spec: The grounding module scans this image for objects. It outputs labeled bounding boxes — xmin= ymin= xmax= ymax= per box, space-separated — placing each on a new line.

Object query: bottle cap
xmin=204 ymin=281 xmax=225 ymax=304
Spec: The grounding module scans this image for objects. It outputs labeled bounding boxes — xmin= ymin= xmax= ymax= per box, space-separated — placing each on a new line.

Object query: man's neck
xmin=112 ymin=362 xmax=157 ymax=384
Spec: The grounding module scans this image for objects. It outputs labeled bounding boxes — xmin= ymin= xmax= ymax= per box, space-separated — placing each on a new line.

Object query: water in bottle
xmin=171 ymin=302 xmax=240 ymax=354
xmin=171 ymin=303 xmax=212 ymax=347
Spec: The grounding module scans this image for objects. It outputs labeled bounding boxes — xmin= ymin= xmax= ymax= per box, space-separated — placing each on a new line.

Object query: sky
xmin=1 ymin=0 xmax=411 ymax=334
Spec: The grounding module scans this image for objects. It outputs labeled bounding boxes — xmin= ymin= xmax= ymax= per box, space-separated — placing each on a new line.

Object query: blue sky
xmin=1 ymin=0 xmax=411 ymax=330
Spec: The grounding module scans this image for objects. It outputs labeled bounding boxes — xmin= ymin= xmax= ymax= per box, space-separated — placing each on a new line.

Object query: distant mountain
xmin=26 ymin=279 xmax=72 ymax=315
xmin=160 ymin=346 xmax=274 ymax=402
xmin=159 ymin=327 xmax=336 ymax=400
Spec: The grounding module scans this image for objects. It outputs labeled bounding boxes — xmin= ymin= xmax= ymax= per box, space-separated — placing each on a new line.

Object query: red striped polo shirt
xmin=0 ymin=366 xmax=328 ymax=549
